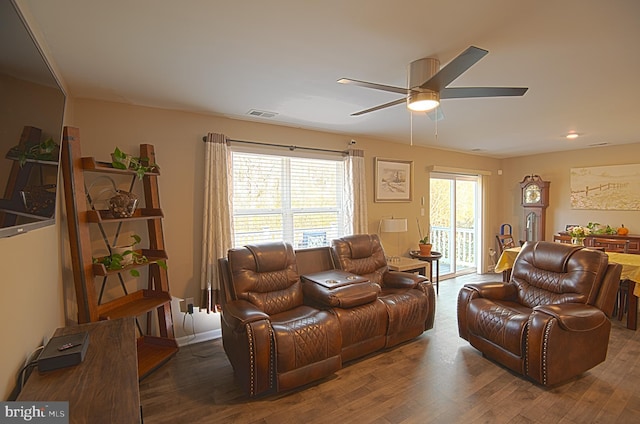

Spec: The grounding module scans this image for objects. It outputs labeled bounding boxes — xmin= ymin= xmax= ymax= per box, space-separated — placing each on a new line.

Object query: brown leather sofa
xmin=457 ymin=241 xmax=622 ymax=386
xmin=218 ymin=237 xmax=435 ymax=397
xmin=331 ymin=234 xmax=436 ymax=347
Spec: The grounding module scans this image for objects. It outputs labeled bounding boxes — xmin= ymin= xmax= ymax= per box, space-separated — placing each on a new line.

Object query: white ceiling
xmin=20 ymin=0 xmax=640 ymax=158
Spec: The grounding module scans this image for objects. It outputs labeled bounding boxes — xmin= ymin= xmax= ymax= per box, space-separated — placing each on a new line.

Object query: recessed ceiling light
xmin=565 ymin=132 xmax=580 ymax=139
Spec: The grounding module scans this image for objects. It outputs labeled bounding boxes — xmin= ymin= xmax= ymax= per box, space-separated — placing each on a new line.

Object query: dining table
xmin=494 ymin=246 xmax=640 ymax=330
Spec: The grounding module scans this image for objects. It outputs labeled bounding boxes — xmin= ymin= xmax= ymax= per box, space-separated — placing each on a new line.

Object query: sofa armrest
xmin=527 ymin=302 xmax=611 ymax=386
xmin=222 ymin=299 xmax=270 ymax=331
xmin=533 ymin=303 xmax=608 ymax=332
xmin=383 ymin=271 xmax=426 ymax=289
xmin=303 ymin=280 xmax=380 ymax=308
xmin=457 ymin=282 xmax=517 ymax=340
xmin=462 ymin=282 xmax=518 ymax=301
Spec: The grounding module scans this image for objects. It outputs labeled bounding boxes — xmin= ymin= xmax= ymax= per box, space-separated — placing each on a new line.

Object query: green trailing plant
xmin=10 ymin=137 xmax=60 ymax=166
xmin=92 ymin=234 xmax=168 ymax=277
xmin=111 ymin=147 xmax=160 ymax=180
xmin=586 ymin=222 xmax=617 ymax=235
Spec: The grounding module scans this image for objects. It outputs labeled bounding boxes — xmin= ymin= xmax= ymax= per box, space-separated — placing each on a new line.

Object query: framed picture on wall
xmin=570 ymin=163 xmax=640 ymax=210
xmin=374 ymin=158 xmax=413 ymax=202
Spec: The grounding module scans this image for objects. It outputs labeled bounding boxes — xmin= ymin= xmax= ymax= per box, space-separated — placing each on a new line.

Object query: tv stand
xmin=17 ymin=318 xmax=141 ymax=423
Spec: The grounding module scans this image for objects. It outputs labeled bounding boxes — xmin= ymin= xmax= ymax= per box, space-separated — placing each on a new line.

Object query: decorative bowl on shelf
xmin=109 ymin=190 xmax=138 ymax=218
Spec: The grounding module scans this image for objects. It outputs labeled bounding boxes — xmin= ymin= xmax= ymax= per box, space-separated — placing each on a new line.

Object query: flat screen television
xmin=0 ymin=0 xmax=66 ymax=238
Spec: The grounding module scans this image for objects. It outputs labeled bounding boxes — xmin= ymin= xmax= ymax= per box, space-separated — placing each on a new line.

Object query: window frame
xmin=230 ymin=144 xmax=347 ymax=249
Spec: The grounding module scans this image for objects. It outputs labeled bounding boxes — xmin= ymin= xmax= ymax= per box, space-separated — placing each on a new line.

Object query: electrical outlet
xmin=185 ymin=297 xmax=195 ymax=314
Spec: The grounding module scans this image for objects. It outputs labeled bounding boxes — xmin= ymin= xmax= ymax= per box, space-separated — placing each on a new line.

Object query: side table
xmin=386 ymin=257 xmax=427 ymax=277
xmin=409 ymin=250 xmax=443 ymax=294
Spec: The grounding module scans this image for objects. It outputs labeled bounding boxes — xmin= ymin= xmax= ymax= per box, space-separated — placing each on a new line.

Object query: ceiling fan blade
xmin=440 ymin=87 xmax=528 ymax=99
xmin=338 ymin=78 xmax=408 ymax=95
xmin=351 ymin=98 xmax=407 ymax=116
xmin=420 ymin=46 xmax=488 ymax=91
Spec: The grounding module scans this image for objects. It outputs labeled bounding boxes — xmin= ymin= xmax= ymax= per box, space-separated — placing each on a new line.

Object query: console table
xmin=558 ymin=232 xmax=640 ymax=254
xmin=18 ymin=318 xmax=141 ymax=423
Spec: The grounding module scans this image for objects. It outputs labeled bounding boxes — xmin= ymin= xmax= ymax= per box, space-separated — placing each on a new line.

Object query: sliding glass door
xmin=430 ymin=173 xmax=480 ymax=277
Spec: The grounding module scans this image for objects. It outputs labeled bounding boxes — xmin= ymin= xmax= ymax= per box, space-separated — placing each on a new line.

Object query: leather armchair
xmin=458 ymin=241 xmax=622 ymax=386
xmin=331 ymin=234 xmax=436 ymax=347
xmin=218 ymin=242 xmax=342 ymax=397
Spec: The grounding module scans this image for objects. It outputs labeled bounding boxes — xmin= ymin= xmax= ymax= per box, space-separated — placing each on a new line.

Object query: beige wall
xmin=64 ymin=97 xmax=504 ymax=340
xmin=1 ymin=1 xmax=67 ymax=400
xmin=499 ymin=143 xmax=640 ymax=242
xmin=0 ymin=226 xmax=64 ymax=399
xmin=4 ymin=90 xmax=639 ymax=398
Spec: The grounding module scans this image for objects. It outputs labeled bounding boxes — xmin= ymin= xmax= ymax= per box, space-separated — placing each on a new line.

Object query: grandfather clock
xmin=520 ymin=175 xmax=550 ymax=242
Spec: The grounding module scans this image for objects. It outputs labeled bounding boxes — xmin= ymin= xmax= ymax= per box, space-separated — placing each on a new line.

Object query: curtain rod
xmin=202 ymin=136 xmax=349 ymax=155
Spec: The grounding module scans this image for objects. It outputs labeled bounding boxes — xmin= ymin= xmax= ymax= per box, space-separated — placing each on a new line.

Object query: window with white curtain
xmin=231 ymin=149 xmax=346 ymax=248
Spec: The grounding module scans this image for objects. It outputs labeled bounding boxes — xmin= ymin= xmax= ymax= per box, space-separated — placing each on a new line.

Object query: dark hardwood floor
xmin=140 ymin=273 xmax=640 ymax=423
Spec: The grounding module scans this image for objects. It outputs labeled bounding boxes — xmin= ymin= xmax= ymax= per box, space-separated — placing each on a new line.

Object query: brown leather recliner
xmin=218 ymin=242 xmax=342 ymax=397
xmin=331 ymin=234 xmax=436 ymax=347
xmin=458 ymin=241 xmax=622 ymax=386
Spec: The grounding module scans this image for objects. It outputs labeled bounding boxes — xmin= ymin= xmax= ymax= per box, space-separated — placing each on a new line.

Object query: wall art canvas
xmin=374 ymin=158 xmax=413 ymax=202
xmin=570 ymin=163 xmax=640 ymax=210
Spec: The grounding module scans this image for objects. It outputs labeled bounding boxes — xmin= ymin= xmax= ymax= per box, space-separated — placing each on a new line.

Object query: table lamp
xmin=381 ymin=218 xmax=407 ymax=263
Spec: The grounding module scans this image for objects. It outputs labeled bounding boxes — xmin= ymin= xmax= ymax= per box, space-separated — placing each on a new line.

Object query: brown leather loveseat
xmin=457 ymin=241 xmax=622 ymax=386
xmin=219 ymin=236 xmax=436 ymax=397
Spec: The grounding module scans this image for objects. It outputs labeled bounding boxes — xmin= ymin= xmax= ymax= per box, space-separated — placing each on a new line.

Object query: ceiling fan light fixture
xmin=407 ymin=91 xmax=440 ymax=112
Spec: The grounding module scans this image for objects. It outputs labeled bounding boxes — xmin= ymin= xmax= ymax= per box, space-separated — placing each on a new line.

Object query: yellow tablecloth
xmin=494 ymin=247 xmax=640 ymax=296
xmin=494 ymin=247 xmax=521 ymax=273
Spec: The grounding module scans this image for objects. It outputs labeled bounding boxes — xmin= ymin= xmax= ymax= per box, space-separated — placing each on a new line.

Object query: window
xmin=231 ymin=149 xmax=346 ymax=249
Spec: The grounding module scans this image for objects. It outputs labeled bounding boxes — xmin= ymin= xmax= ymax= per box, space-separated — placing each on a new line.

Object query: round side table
xmin=409 ymin=250 xmax=443 ymax=294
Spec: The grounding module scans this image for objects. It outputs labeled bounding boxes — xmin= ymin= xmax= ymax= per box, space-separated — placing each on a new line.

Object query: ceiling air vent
xmin=247 ymin=109 xmax=278 ymax=119
xmin=588 ymin=142 xmax=609 ymax=147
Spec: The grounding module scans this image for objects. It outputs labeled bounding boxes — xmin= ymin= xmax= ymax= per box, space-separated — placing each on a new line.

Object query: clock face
xmin=524 ymin=184 xmax=541 ymax=204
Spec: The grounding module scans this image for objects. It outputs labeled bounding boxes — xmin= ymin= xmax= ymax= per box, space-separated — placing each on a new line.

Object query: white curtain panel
xmin=345 ymin=149 xmax=368 ymax=235
xmin=200 ymin=133 xmax=233 ymax=313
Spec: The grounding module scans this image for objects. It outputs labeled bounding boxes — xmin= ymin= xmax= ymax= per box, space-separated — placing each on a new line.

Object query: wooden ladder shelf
xmin=61 ymin=126 xmax=178 ymax=379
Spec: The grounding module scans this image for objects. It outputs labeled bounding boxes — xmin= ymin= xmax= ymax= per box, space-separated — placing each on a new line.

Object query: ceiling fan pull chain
xmin=435 ymin=108 xmax=438 ymax=141
xmin=410 ymin=112 xmax=413 ymax=146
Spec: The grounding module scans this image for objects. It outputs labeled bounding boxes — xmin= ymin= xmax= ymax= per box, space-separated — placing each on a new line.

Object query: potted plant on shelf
xmin=93 ymin=234 xmax=166 ymax=276
xmin=8 ymin=137 xmax=60 ymax=166
xmin=111 ymin=147 xmax=160 ymax=180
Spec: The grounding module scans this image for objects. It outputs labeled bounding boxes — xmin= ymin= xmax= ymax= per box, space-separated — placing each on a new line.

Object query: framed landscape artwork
xmin=570 ymin=163 xmax=640 ymax=210
xmin=374 ymin=158 xmax=413 ymax=202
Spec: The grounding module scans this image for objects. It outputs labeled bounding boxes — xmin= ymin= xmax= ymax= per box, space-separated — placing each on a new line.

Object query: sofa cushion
xmin=228 ymin=242 xmax=303 ymax=315
xmin=512 ymin=242 xmax=609 ymax=308
xmin=270 ymin=306 xmax=342 ymax=373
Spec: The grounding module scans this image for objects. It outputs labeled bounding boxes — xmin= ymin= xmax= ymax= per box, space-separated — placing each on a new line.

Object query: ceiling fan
xmin=338 ymin=46 xmax=528 ymax=117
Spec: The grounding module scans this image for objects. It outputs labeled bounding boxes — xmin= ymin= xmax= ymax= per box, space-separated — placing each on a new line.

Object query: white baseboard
xmin=176 ymin=329 xmax=221 ymax=347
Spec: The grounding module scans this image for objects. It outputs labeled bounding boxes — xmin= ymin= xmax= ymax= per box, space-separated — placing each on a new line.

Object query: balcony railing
xmin=431 ymin=226 xmax=476 ymax=269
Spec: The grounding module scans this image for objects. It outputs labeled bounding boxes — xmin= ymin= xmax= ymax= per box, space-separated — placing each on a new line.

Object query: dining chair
xmin=496 ymin=234 xmax=516 ymax=253
xmin=590 ymin=237 xmax=630 ymax=253
xmin=590 ymin=238 xmax=632 ymax=324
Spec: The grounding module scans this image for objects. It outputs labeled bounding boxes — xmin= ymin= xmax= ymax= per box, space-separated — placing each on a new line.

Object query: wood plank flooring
xmin=139 ymin=273 xmax=640 ymax=423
